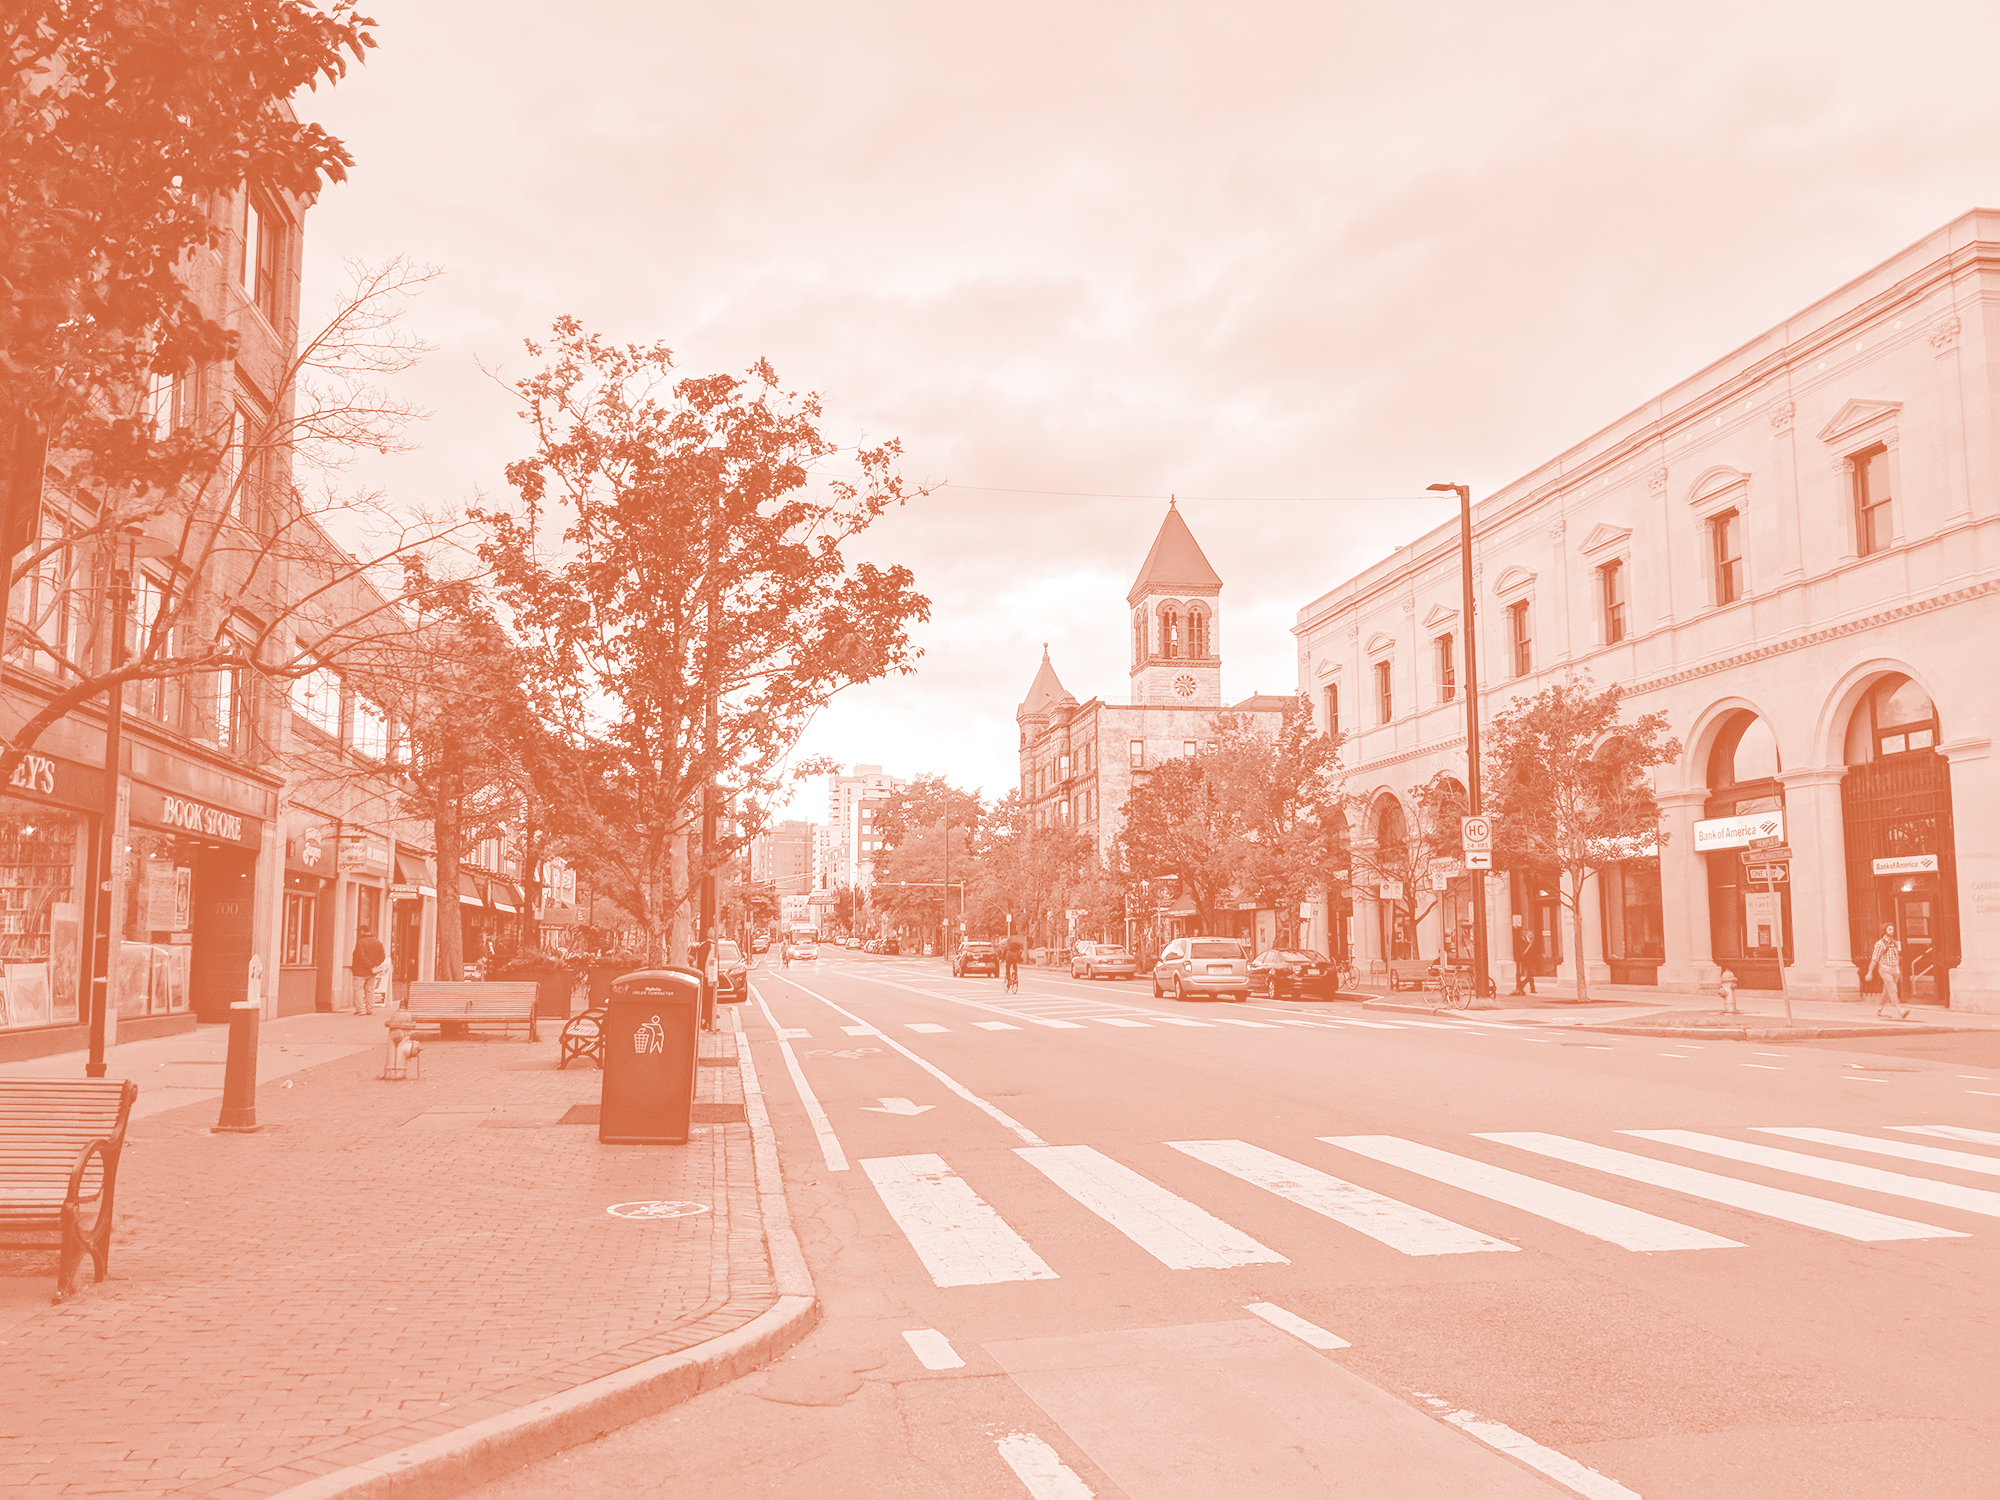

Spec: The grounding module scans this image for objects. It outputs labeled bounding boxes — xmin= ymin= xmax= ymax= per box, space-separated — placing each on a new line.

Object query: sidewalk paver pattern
xmin=0 ymin=1019 xmax=771 ymax=1497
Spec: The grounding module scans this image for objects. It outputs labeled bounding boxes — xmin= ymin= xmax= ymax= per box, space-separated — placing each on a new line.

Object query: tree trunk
xmin=1568 ymin=873 xmax=1590 ymax=1004
xmin=435 ymin=774 xmax=464 ymax=983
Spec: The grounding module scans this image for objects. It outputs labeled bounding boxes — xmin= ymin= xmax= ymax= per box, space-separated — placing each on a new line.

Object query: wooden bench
xmin=558 ymin=1007 xmax=606 ymax=1070
xmin=1383 ymin=959 xmax=1435 ymax=991
xmin=405 ymin=982 xmax=540 ymax=1042
xmin=0 ymin=1078 xmax=139 ymax=1303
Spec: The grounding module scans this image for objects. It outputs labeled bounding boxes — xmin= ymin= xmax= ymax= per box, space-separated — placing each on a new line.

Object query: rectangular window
xmin=282 ymin=891 xmax=317 ymax=967
xmin=1183 ymin=739 xmax=1196 ymax=757
xmin=1059 ymin=752 xmax=1070 ymax=779
xmin=1853 ymin=446 xmax=1892 ymax=556
xmin=1507 ymin=601 xmax=1532 ymax=676
xmin=1711 ymin=509 xmax=1742 ymax=605
xmin=1375 ymin=660 xmax=1392 ymax=724
xmin=292 ymin=666 xmax=342 ymax=737
xmin=1060 ymin=799 xmax=1070 ymax=824
xmin=351 ymin=697 xmax=389 ymax=760
xmin=1600 ymin=559 xmax=1626 ymax=644
xmin=1129 ymin=738 xmax=1144 ymax=769
xmin=1435 ymin=633 xmax=1455 ymax=703
xmin=252 ymin=200 xmax=283 ymax=323
xmin=1190 ymin=612 xmax=1207 ymax=658
xmin=1323 ymin=684 xmax=1339 ymax=738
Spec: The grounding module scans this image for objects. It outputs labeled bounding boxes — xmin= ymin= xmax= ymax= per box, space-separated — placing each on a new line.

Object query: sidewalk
xmin=1350 ymin=984 xmax=2000 ymax=1037
xmin=0 ymin=1007 xmax=813 ymax=1498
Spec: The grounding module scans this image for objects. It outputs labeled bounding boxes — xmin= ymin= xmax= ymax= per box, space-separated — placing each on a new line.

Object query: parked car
xmin=709 ymin=940 xmax=752 ymax=1003
xmin=784 ymin=941 xmax=818 ymax=961
xmin=879 ymin=937 xmax=900 ymax=956
xmin=1070 ymin=943 xmax=1139 ymax=981
xmin=1247 ymin=947 xmax=1338 ymax=999
xmin=1150 ymin=937 xmax=1250 ymax=1001
xmin=846 ymin=937 xmax=862 ymax=949
xmin=750 ymin=935 xmax=770 ymax=954
xmin=952 ymin=940 xmax=1000 ymax=977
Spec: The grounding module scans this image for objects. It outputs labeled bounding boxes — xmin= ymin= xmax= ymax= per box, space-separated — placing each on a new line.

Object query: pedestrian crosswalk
xmin=860 ymin=1124 xmax=1996 ymax=1286
xmin=772 ymin=1009 xmax=1483 ymax=1039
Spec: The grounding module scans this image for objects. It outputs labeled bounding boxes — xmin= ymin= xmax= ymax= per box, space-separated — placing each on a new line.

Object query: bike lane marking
xmin=750 ymin=986 xmax=848 ymax=1171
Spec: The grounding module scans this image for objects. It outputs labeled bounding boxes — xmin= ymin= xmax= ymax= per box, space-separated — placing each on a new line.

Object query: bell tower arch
xmin=1128 ymin=499 xmax=1222 ymax=706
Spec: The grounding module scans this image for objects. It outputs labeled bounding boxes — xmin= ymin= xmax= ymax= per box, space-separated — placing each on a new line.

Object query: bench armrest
xmin=63 ymin=1136 xmax=118 ymax=1208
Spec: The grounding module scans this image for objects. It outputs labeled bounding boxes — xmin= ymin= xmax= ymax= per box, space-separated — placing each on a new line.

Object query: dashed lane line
xmin=994 ymin=1431 xmax=1095 ymax=1499
xmin=902 ymin=1328 xmax=966 ymax=1370
xmin=751 ymin=987 xmax=848 ymax=1173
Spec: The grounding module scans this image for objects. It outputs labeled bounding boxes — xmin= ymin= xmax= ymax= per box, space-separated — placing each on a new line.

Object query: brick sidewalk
xmin=0 ymin=1012 xmax=784 ymax=1497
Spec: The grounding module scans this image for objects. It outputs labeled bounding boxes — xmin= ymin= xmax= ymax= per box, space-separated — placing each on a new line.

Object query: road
xmin=473 ymin=951 xmax=2000 ymax=1498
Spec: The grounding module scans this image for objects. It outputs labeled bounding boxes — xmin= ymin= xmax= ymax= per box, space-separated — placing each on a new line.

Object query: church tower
xmin=1127 ymin=500 xmax=1223 ymax=706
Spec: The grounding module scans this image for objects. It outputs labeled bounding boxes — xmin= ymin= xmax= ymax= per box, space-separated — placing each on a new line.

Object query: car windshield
xmin=1190 ymin=943 xmax=1244 ymax=959
xmin=1093 ymin=948 xmax=1130 ymax=959
xmin=964 ymin=943 xmax=995 ymax=953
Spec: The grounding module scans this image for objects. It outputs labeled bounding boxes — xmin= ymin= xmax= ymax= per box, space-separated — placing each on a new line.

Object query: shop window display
xmin=0 ymin=798 xmax=87 ymax=1030
xmin=122 ymin=831 xmax=192 ymax=1017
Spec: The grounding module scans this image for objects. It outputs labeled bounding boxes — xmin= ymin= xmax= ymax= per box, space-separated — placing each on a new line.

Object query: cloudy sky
xmin=299 ymin=0 xmax=2000 ymax=820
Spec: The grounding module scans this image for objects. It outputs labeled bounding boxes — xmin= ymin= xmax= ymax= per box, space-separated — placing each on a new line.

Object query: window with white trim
xmin=1852 ymin=445 xmax=1893 ymax=556
xmin=1375 ymin=660 xmax=1392 ymax=723
xmin=351 ymin=696 xmax=389 ymax=760
xmin=292 ymin=666 xmax=342 ymax=737
xmin=1711 ymin=509 xmax=1742 ymax=605
xmin=1600 ymin=559 xmax=1626 ymax=644
xmin=1434 ymin=633 xmax=1455 ymax=703
xmin=1508 ymin=601 xmax=1532 ymax=676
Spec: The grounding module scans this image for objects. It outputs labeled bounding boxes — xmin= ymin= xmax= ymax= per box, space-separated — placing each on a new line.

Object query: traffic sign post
xmin=1460 ymin=816 xmax=1493 ymax=872
xmin=1739 ymin=848 xmax=1792 ymax=1020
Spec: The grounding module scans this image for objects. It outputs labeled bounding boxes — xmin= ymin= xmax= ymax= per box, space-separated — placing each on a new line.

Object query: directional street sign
xmin=1745 ymin=863 xmax=1789 ymax=883
xmin=1464 ymin=851 xmax=1492 ymax=869
xmin=1743 ymin=844 xmax=1793 ymax=864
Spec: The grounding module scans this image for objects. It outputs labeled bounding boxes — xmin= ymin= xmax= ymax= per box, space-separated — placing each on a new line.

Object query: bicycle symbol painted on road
xmin=606 ymin=1200 xmax=711 ymax=1219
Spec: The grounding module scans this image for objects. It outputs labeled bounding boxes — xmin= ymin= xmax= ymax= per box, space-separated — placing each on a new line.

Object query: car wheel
xmin=1173 ymin=976 xmax=1188 ymax=1002
xmin=1152 ymin=975 xmax=1162 ymax=998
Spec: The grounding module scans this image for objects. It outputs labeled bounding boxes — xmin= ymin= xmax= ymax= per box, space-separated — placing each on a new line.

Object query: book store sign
xmin=4 ymin=751 xmax=101 ymax=810
xmin=142 ymin=788 xmax=260 ymax=848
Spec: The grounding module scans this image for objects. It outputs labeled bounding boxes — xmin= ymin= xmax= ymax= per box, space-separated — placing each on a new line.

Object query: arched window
xmin=1843 ymin=674 xmax=1938 ymax=764
xmin=1189 ymin=610 xmax=1208 ymax=659
xmin=1161 ymin=608 xmax=1180 ymax=659
xmin=1133 ymin=612 xmax=1147 ymax=663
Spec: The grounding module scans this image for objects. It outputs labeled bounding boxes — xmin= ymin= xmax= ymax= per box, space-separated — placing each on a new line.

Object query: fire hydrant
xmin=1717 ymin=969 xmax=1740 ymax=1015
xmin=383 ymin=1005 xmax=423 ymax=1081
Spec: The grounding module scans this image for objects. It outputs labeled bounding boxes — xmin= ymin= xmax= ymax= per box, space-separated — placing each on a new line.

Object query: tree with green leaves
xmin=1203 ymin=698 xmax=1343 ymax=946
xmin=976 ymin=790 xmax=1092 ymax=950
xmin=1484 ymin=676 xmax=1679 ymax=1001
xmin=1115 ymin=754 xmax=1237 ymax=934
xmin=483 ymin=318 xmax=930 ymax=965
xmin=4 ymin=0 xmax=375 ymax=500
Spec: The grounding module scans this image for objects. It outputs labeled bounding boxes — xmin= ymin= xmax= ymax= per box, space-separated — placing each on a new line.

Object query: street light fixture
xmin=1427 ymin=482 xmax=1491 ymax=1002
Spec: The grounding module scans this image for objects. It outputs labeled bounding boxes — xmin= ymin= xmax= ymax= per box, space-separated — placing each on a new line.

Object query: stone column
xmin=1656 ymin=788 xmax=1714 ymax=992
xmin=1492 ymin=870 xmax=1521 ymax=993
xmin=1778 ymin=765 xmax=1857 ymax=1003
xmin=1941 ymin=736 xmax=1998 ymax=1013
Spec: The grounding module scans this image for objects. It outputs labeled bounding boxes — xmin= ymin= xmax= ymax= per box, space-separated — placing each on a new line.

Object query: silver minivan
xmin=1151 ymin=937 xmax=1250 ymax=1001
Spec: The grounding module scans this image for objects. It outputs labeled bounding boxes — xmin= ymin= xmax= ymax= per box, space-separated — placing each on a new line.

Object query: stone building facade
xmin=1293 ymin=209 xmax=2000 ymax=1011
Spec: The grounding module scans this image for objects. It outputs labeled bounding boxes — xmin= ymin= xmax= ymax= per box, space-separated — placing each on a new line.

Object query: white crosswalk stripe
xmin=1483 ymin=1132 xmax=1963 ymax=1242
xmin=1016 ymin=1145 xmax=1287 ymax=1269
xmin=1167 ymin=1138 xmax=1516 ymax=1255
xmin=1322 ymin=1135 xmax=1743 ymax=1251
xmin=1622 ymin=1130 xmax=2000 ymax=1219
xmin=1094 ymin=1017 xmax=1150 ymax=1028
xmin=861 ymin=1154 xmax=1058 ymax=1287
xmin=1757 ymin=1127 xmax=2000 ymax=1177
xmin=972 ymin=1021 xmax=1021 ymax=1031
xmin=1893 ymin=1125 xmax=2000 ymax=1147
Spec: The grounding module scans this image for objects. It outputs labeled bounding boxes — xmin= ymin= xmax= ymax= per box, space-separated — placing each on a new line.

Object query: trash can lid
xmin=609 ymin=967 xmax=703 ymax=997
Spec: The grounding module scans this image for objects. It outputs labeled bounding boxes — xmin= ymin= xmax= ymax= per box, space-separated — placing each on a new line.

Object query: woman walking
xmin=1866 ymin=923 xmax=1912 ymax=1020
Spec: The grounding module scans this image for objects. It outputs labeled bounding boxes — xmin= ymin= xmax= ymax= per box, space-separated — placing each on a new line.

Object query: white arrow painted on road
xmin=863 ymin=1097 xmax=936 ymax=1116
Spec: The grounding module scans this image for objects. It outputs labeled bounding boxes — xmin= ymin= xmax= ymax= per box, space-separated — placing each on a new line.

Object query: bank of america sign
xmin=1692 ymin=811 xmax=1785 ymax=852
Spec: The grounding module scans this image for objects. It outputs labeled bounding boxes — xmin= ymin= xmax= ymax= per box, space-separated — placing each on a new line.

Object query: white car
xmin=784 ymin=942 xmax=818 ymax=961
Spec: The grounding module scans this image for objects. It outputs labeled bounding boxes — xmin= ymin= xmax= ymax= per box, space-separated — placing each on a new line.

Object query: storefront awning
xmin=394 ymin=852 xmax=435 ymax=894
xmin=489 ymin=876 xmax=523 ymax=914
xmin=457 ymin=870 xmax=488 ymax=909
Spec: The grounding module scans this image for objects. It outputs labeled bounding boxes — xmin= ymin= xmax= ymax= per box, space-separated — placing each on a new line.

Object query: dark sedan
xmin=714 ymin=940 xmax=751 ymax=1003
xmin=1247 ymin=948 xmax=1340 ymax=999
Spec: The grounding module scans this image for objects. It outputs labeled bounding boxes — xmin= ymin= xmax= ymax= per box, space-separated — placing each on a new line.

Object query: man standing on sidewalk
xmin=352 ymin=926 xmax=387 ymax=1015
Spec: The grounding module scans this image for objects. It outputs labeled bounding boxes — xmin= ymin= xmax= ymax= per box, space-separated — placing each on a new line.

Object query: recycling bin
xmin=599 ymin=967 xmax=705 ymax=1144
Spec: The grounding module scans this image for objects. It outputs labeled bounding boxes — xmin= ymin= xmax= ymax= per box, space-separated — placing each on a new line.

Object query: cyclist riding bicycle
xmin=999 ymin=933 xmax=1026 ymax=992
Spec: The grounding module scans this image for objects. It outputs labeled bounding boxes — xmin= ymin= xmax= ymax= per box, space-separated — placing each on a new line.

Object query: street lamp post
xmin=1428 ymin=482 xmax=1491 ymax=1001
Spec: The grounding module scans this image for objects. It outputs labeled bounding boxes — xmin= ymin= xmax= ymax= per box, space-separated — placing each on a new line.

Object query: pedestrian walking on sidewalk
xmin=351 ymin=927 xmax=387 ymax=1015
xmin=1866 ymin=924 xmax=1912 ymax=1020
xmin=1513 ymin=928 xmax=1539 ymax=996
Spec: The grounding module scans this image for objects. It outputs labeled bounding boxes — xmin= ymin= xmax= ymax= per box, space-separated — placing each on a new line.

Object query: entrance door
xmin=1533 ymin=892 xmax=1562 ymax=976
xmin=1896 ymin=893 xmax=1949 ymax=1005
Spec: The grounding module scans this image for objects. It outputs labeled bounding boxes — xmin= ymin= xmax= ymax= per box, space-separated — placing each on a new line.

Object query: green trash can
xmin=599 ymin=967 xmax=704 ymax=1144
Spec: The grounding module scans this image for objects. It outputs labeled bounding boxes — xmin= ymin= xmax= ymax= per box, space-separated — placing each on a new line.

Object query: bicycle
xmin=1003 ymin=960 xmax=1020 ymax=994
xmin=1441 ymin=969 xmax=1470 ymax=1009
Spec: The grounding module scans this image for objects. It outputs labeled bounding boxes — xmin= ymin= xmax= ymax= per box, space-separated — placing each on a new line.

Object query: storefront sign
xmin=1694 ymin=811 xmax=1784 ymax=852
xmin=1378 ymin=880 xmax=1405 ymax=900
xmin=159 ymin=795 xmax=244 ymax=842
xmin=3 ymin=751 xmax=103 ymax=811
xmin=302 ymin=826 xmax=324 ymax=867
xmin=1872 ymin=854 xmax=1937 ymax=875
xmin=338 ymin=836 xmax=391 ymax=874
xmin=1743 ymin=891 xmax=1783 ymax=949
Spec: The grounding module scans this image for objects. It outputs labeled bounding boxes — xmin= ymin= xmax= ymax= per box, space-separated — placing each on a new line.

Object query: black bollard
xmin=212 ymin=1000 xmax=263 ymax=1133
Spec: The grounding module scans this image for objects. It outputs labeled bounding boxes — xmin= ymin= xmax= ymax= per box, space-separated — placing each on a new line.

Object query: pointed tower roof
xmin=1127 ymin=498 xmax=1223 ymax=603
xmin=1016 ymin=644 xmax=1071 ymax=722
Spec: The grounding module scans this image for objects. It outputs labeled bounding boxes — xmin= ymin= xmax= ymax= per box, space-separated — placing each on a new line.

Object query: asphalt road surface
xmin=473 ymin=953 xmax=2000 ymax=1498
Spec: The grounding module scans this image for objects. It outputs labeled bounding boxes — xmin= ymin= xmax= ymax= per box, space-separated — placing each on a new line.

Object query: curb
xmin=270 ymin=1010 xmax=818 ymax=1500
xmin=1570 ymin=1023 xmax=1977 ymax=1041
